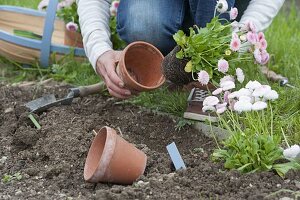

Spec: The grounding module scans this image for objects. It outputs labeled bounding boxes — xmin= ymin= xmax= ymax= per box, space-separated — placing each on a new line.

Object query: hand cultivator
xmin=260 ymin=66 xmax=296 ymax=89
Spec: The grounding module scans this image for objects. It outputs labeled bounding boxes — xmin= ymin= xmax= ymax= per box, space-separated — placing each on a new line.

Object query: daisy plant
xmin=176 ymin=0 xmax=300 ymax=177
xmin=173 ymin=0 xmax=270 ymax=86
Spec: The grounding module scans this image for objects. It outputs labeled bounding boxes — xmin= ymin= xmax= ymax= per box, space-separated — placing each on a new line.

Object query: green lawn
xmin=0 ymin=0 xmax=39 ymax=8
xmin=0 ymin=0 xmax=299 ymax=145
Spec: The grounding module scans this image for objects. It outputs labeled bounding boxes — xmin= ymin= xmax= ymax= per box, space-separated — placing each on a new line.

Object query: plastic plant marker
xmin=166 ymin=142 xmax=186 ymax=170
xmin=28 ymin=114 xmax=41 ymax=130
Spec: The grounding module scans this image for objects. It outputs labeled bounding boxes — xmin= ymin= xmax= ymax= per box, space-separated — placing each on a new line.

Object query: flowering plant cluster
xmin=174 ymin=0 xmax=270 ymax=86
xmin=202 ymin=70 xmax=279 ymax=114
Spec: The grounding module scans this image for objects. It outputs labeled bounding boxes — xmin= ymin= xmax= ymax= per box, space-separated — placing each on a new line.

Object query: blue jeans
xmin=117 ymin=0 xmax=245 ymax=55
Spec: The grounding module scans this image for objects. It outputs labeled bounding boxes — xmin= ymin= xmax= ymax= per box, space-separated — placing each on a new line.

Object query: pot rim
xmin=84 ymin=126 xmax=117 ymax=182
xmin=120 ymin=41 xmax=165 ymax=90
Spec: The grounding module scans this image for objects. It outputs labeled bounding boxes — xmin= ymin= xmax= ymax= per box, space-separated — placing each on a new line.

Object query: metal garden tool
xmin=260 ymin=66 xmax=296 ymax=89
xmin=25 ymin=82 xmax=106 ymax=113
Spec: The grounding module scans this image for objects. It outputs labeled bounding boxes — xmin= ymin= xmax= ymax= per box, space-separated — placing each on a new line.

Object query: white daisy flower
xmin=239 ymin=96 xmax=252 ymax=103
xmin=252 ymin=101 xmax=267 ymax=111
xmin=252 ymin=85 xmax=271 ymax=97
xmin=263 ymin=90 xmax=279 ymax=101
xmin=245 ymin=80 xmax=262 ymax=90
xmin=212 ymin=88 xmax=223 ymax=95
xmin=220 ymin=80 xmax=235 ymax=91
xmin=216 ymin=0 xmax=228 ymax=13
xmin=236 ymin=68 xmax=245 ymax=83
xmin=283 ymin=145 xmax=300 ymax=160
xmin=203 ymin=96 xmax=219 ymax=106
xmin=234 ymin=100 xmax=252 ymax=112
xmin=202 ymin=105 xmax=216 ymax=112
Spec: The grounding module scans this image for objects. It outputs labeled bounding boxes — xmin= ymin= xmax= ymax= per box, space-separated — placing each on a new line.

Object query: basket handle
xmin=40 ymin=0 xmax=59 ymax=67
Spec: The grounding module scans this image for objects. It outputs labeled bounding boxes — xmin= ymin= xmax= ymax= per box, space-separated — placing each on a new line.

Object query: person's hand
xmin=96 ymin=50 xmax=132 ymax=99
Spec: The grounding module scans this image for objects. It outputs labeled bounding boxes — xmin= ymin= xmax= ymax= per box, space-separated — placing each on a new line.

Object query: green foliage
xmin=110 ymin=17 xmax=127 ymax=50
xmin=50 ymin=54 xmax=100 ymax=86
xmin=213 ymin=109 xmax=300 ymax=177
xmin=1 ymin=172 xmax=22 ymax=183
xmin=125 ymin=87 xmax=189 ymax=117
xmin=213 ymin=133 xmax=283 ymax=173
xmin=2 ymin=174 xmax=13 ymax=183
xmin=175 ymin=118 xmax=195 ymax=131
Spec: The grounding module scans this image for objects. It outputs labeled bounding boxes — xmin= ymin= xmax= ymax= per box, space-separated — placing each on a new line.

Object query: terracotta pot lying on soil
xmin=64 ymin=29 xmax=83 ymax=48
xmin=116 ymin=41 xmax=165 ymax=92
xmin=84 ymin=126 xmax=147 ymax=185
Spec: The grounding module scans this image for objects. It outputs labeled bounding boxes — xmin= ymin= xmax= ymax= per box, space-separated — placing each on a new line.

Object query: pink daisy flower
xmin=38 ymin=0 xmax=49 ymax=11
xmin=110 ymin=1 xmax=120 ymax=16
xmin=216 ymin=102 xmax=227 ymax=114
xmin=111 ymin=1 xmax=120 ymax=9
xmin=216 ymin=106 xmax=227 ymax=114
xmin=230 ymin=38 xmax=241 ymax=52
xmin=217 ymin=59 xmax=229 ymax=73
xmin=261 ymin=50 xmax=270 ymax=65
xmin=232 ymin=32 xmax=239 ymax=39
xmin=258 ymin=32 xmax=265 ymax=41
xmin=247 ymin=21 xmax=256 ymax=32
xmin=228 ymin=98 xmax=236 ymax=110
xmin=66 ymin=22 xmax=78 ymax=32
xmin=260 ymin=39 xmax=268 ymax=50
xmin=241 ymin=21 xmax=257 ymax=33
xmin=253 ymin=49 xmax=262 ymax=64
xmin=230 ymin=7 xmax=238 ymax=20
xmin=247 ymin=32 xmax=258 ymax=44
xmin=231 ymin=21 xmax=239 ymax=32
xmin=223 ymin=91 xmax=231 ymax=103
xmin=197 ymin=70 xmax=210 ymax=85
xmin=57 ymin=1 xmax=69 ymax=10
xmin=64 ymin=0 xmax=75 ymax=7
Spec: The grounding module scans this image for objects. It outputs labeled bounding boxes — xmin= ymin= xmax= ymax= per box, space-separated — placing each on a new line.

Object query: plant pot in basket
xmin=84 ymin=126 xmax=147 ymax=185
xmin=64 ymin=29 xmax=83 ymax=48
xmin=116 ymin=41 xmax=165 ymax=92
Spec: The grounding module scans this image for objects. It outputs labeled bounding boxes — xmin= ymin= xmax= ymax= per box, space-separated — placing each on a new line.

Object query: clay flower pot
xmin=116 ymin=41 xmax=165 ymax=92
xmin=84 ymin=126 xmax=147 ymax=184
xmin=64 ymin=29 xmax=83 ymax=48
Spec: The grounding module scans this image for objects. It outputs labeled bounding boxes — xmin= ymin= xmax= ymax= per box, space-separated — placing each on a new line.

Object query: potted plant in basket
xmin=56 ymin=0 xmax=83 ymax=48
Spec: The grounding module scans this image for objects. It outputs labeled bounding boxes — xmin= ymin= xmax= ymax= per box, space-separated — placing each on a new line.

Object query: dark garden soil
xmin=0 ymin=82 xmax=299 ymax=200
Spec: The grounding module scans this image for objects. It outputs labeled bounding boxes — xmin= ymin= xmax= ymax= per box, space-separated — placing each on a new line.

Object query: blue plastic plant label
xmin=166 ymin=142 xmax=187 ymax=170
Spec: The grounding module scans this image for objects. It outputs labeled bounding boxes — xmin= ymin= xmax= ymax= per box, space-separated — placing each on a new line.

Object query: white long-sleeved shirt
xmin=76 ymin=0 xmax=285 ymax=70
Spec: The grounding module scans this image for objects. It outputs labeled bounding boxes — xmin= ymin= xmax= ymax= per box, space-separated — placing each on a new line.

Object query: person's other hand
xmin=96 ymin=50 xmax=132 ymax=99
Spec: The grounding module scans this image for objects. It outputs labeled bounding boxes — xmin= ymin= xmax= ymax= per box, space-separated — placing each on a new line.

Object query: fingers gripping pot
xmin=116 ymin=41 xmax=165 ymax=92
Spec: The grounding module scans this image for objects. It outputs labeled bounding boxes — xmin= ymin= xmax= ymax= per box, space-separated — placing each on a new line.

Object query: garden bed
xmin=0 ymin=82 xmax=299 ymax=200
